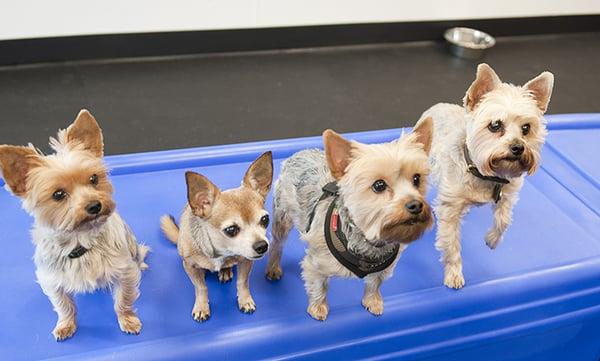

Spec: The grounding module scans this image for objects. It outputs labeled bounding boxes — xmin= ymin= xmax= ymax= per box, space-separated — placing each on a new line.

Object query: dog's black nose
xmin=510 ymin=143 xmax=525 ymax=156
xmin=253 ymin=240 xmax=269 ymax=255
xmin=405 ymin=200 xmax=423 ymax=215
xmin=86 ymin=201 xmax=102 ymax=215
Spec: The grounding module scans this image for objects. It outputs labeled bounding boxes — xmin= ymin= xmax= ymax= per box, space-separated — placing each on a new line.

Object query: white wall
xmin=1 ymin=0 xmax=599 ymax=41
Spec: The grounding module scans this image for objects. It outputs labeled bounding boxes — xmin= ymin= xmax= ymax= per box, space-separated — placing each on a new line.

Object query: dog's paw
xmin=444 ymin=265 xmax=465 ymax=289
xmin=265 ymin=264 xmax=283 ymax=281
xmin=485 ymin=229 xmax=502 ymax=250
xmin=192 ymin=304 xmax=211 ymax=322
xmin=118 ymin=311 xmax=142 ymax=334
xmin=238 ymin=295 xmax=257 ymax=314
xmin=362 ymin=294 xmax=384 ymax=316
xmin=52 ymin=319 xmax=77 ymax=341
xmin=307 ymin=302 xmax=329 ymax=321
xmin=218 ymin=267 xmax=234 ymax=283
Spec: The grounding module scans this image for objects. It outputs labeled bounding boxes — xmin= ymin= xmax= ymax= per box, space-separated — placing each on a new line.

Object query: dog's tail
xmin=160 ymin=215 xmax=180 ymax=245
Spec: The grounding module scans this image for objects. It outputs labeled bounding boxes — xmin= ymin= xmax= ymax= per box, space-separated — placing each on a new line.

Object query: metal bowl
xmin=444 ymin=27 xmax=496 ymax=59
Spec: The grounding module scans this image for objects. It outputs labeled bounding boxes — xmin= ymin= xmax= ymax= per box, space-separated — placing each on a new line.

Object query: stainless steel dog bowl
xmin=444 ymin=27 xmax=496 ymax=59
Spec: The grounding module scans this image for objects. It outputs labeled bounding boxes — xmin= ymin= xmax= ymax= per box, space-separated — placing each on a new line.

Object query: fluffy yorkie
xmin=266 ymin=121 xmax=433 ymax=321
xmin=0 ymin=110 xmax=149 ymax=340
xmin=417 ymin=63 xmax=554 ymax=289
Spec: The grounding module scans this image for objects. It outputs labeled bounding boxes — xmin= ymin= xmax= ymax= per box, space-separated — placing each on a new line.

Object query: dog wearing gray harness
xmin=266 ymin=124 xmax=433 ymax=320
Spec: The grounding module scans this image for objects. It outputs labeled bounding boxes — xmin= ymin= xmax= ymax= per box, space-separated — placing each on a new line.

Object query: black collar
xmin=68 ymin=244 xmax=89 ymax=259
xmin=463 ymin=144 xmax=509 ymax=203
xmin=307 ymin=182 xmax=399 ymax=278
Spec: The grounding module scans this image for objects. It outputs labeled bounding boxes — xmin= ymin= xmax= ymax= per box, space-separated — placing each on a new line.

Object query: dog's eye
xmin=371 ymin=179 xmax=387 ymax=193
xmin=223 ymin=224 xmax=240 ymax=237
xmin=488 ymin=120 xmax=503 ymax=133
xmin=52 ymin=189 xmax=67 ymax=201
xmin=412 ymin=174 xmax=421 ymax=187
xmin=259 ymin=214 xmax=269 ymax=228
xmin=89 ymin=174 xmax=99 ymax=185
xmin=522 ymin=123 xmax=531 ymax=135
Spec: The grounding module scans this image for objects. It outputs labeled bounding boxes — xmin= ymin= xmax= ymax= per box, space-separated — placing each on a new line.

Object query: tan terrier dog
xmin=266 ymin=122 xmax=433 ymax=320
xmin=0 ymin=110 xmax=149 ymax=341
xmin=417 ymin=63 xmax=553 ymax=289
xmin=161 ymin=152 xmax=273 ymax=321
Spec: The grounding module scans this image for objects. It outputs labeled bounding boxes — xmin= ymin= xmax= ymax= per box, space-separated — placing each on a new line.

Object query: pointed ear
xmin=412 ymin=116 xmax=433 ymax=155
xmin=524 ymin=71 xmax=554 ymax=113
xmin=0 ymin=145 xmax=42 ymax=196
xmin=243 ymin=151 xmax=273 ymax=199
xmin=65 ymin=109 xmax=104 ymax=157
xmin=185 ymin=171 xmax=220 ymax=218
xmin=323 ymin=129 xmax=353 ymax=180
xmin=463 ymin=63 xmax=502 ymax=111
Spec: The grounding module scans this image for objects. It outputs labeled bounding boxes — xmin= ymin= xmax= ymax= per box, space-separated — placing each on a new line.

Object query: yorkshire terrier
xmin=265 ymin=121 xmax=433 ymax=320
xmin=160 ymin=152 xmax=273 ymax=321
xmin=0 ymin=110 xmax=149 ymax=341
xmin=417 ymin=63 xmax=554 ymax=289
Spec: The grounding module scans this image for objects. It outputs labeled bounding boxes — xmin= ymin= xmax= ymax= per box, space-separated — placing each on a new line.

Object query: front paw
xmin=307 ymin=301 xmax=329 ymax=321
xmin=444 ymin=264 xmax=465 ymax=289
xmin=362 ymin=294 xmax=384 ymax=316
xmin=192 ymin=303 xmax=211 ymax=322
xmin=265 ymin=264 xmax=283 ymax=281
xmin=52 ymin=319 xmax=77 ymax=341
xmin=238 ymin=295 xmax=257 ymax=314
xmin=485 ymin=229 xmax=503 ymax=249
xmin=218 ymin=267 xmax=234 ymax=283
xmin=118 ymin=311 xmax=142 ymax=334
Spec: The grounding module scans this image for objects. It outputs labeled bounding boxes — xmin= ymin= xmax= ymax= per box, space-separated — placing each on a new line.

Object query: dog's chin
xmin=376 ymin=214 xmax=432 ymax=246
xmin=74 ymin=212 xmax=112 ymax=232
xmin=491 ymin=157 xmax=530 ymax=178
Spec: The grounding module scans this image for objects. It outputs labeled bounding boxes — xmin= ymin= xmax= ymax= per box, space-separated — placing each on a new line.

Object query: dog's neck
xmin=336 ymin=195 xmax=399 ymax=261
xmin=188 ymin=215 xmax=224 ymax=259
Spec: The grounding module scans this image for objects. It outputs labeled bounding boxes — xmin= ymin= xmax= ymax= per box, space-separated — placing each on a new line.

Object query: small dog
xmin=417 ymin=63 xmax=554 ymax=289
xmin=161 ymin=151 xmax=273 ymax=321
xmin=266 ymin=122 xmax=433 ymax=320
xmin=0 ymin=110 xmax=149 ymax=341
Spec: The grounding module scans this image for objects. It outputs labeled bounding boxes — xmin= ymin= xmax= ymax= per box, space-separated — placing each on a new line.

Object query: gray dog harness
xmin=306 ymin=182 xmax=400 ymax=278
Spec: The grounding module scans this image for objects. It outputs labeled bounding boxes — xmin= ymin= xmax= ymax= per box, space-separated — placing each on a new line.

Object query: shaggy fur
xmin=266 ymin=122 xmax=433 ymax=320
xmin=161 ymin=152 xmax=273 ymax=321
xmin=417 ymin=63 xmax=554 ymax=289
xmin=0 ymin=110 xmax=149 ymax=341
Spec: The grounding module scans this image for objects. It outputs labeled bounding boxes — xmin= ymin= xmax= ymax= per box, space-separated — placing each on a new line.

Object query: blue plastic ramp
xmin=0 ymin=114 xmax=599 ymax=360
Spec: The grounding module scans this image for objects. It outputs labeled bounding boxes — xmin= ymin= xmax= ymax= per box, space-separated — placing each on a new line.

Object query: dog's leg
xmin=218 ymin=267 xmax=234 ymax=283
xmin=236 ymin=259 xmax=256 ymax=313
xmin=301 ymin=256 xmax=329 ymax=320
xmin=435 ymin=197 xmax=468 ymax=289
xmin=485 ymin=194 xmax=518 ymax=249
xmin=183 ymin=260 xmax=210 ymax=322
xmin=113 ymin=264 xmax=142 ymax=334
xmin=362 ymin=273 xmax=385 ymax=316
xmin=41 ymin=284 xmax=77 ymax=341
xmin=266 ymin=190 xmax=293 ymax=281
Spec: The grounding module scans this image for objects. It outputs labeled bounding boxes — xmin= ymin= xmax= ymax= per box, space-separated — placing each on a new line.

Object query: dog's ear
xmin=463 ymin=63 xmax=501 ymax=111
xmin=185 ymin=171 xmax=220 ymax=218
xmin=412 ymin=116 xmax=433 ymax=155
xmin=323 ymin=129 xmax=353 ymax=180
xmin=243 ymin=151 xmax=273 ymax=199
xmin=524 ymin=71 xmax=554 ymax=113
xmin=0 ymin=145 xmax=42 ymax=197
xmin=65 ymin=109 xmax=104 ymax=157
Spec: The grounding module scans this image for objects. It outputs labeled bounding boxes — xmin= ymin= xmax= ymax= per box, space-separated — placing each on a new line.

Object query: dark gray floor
xmin=0 ymin=32 xmax=599 ymax=155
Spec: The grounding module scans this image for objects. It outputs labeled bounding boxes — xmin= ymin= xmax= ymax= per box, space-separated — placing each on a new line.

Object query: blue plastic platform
xmin=0 ymin=114 xmax=599 ymax=361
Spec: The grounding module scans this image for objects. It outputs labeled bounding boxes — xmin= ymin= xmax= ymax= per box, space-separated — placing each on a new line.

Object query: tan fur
xmin=0 ymin=109 xmax=148 ymax=340
xmin=162 ymin=152 xmax=273 ymax=321
xmin=420 ymin=63 xmax=553 ymax=289
xmin=268 ymin=126 xmax=433 ymax=320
